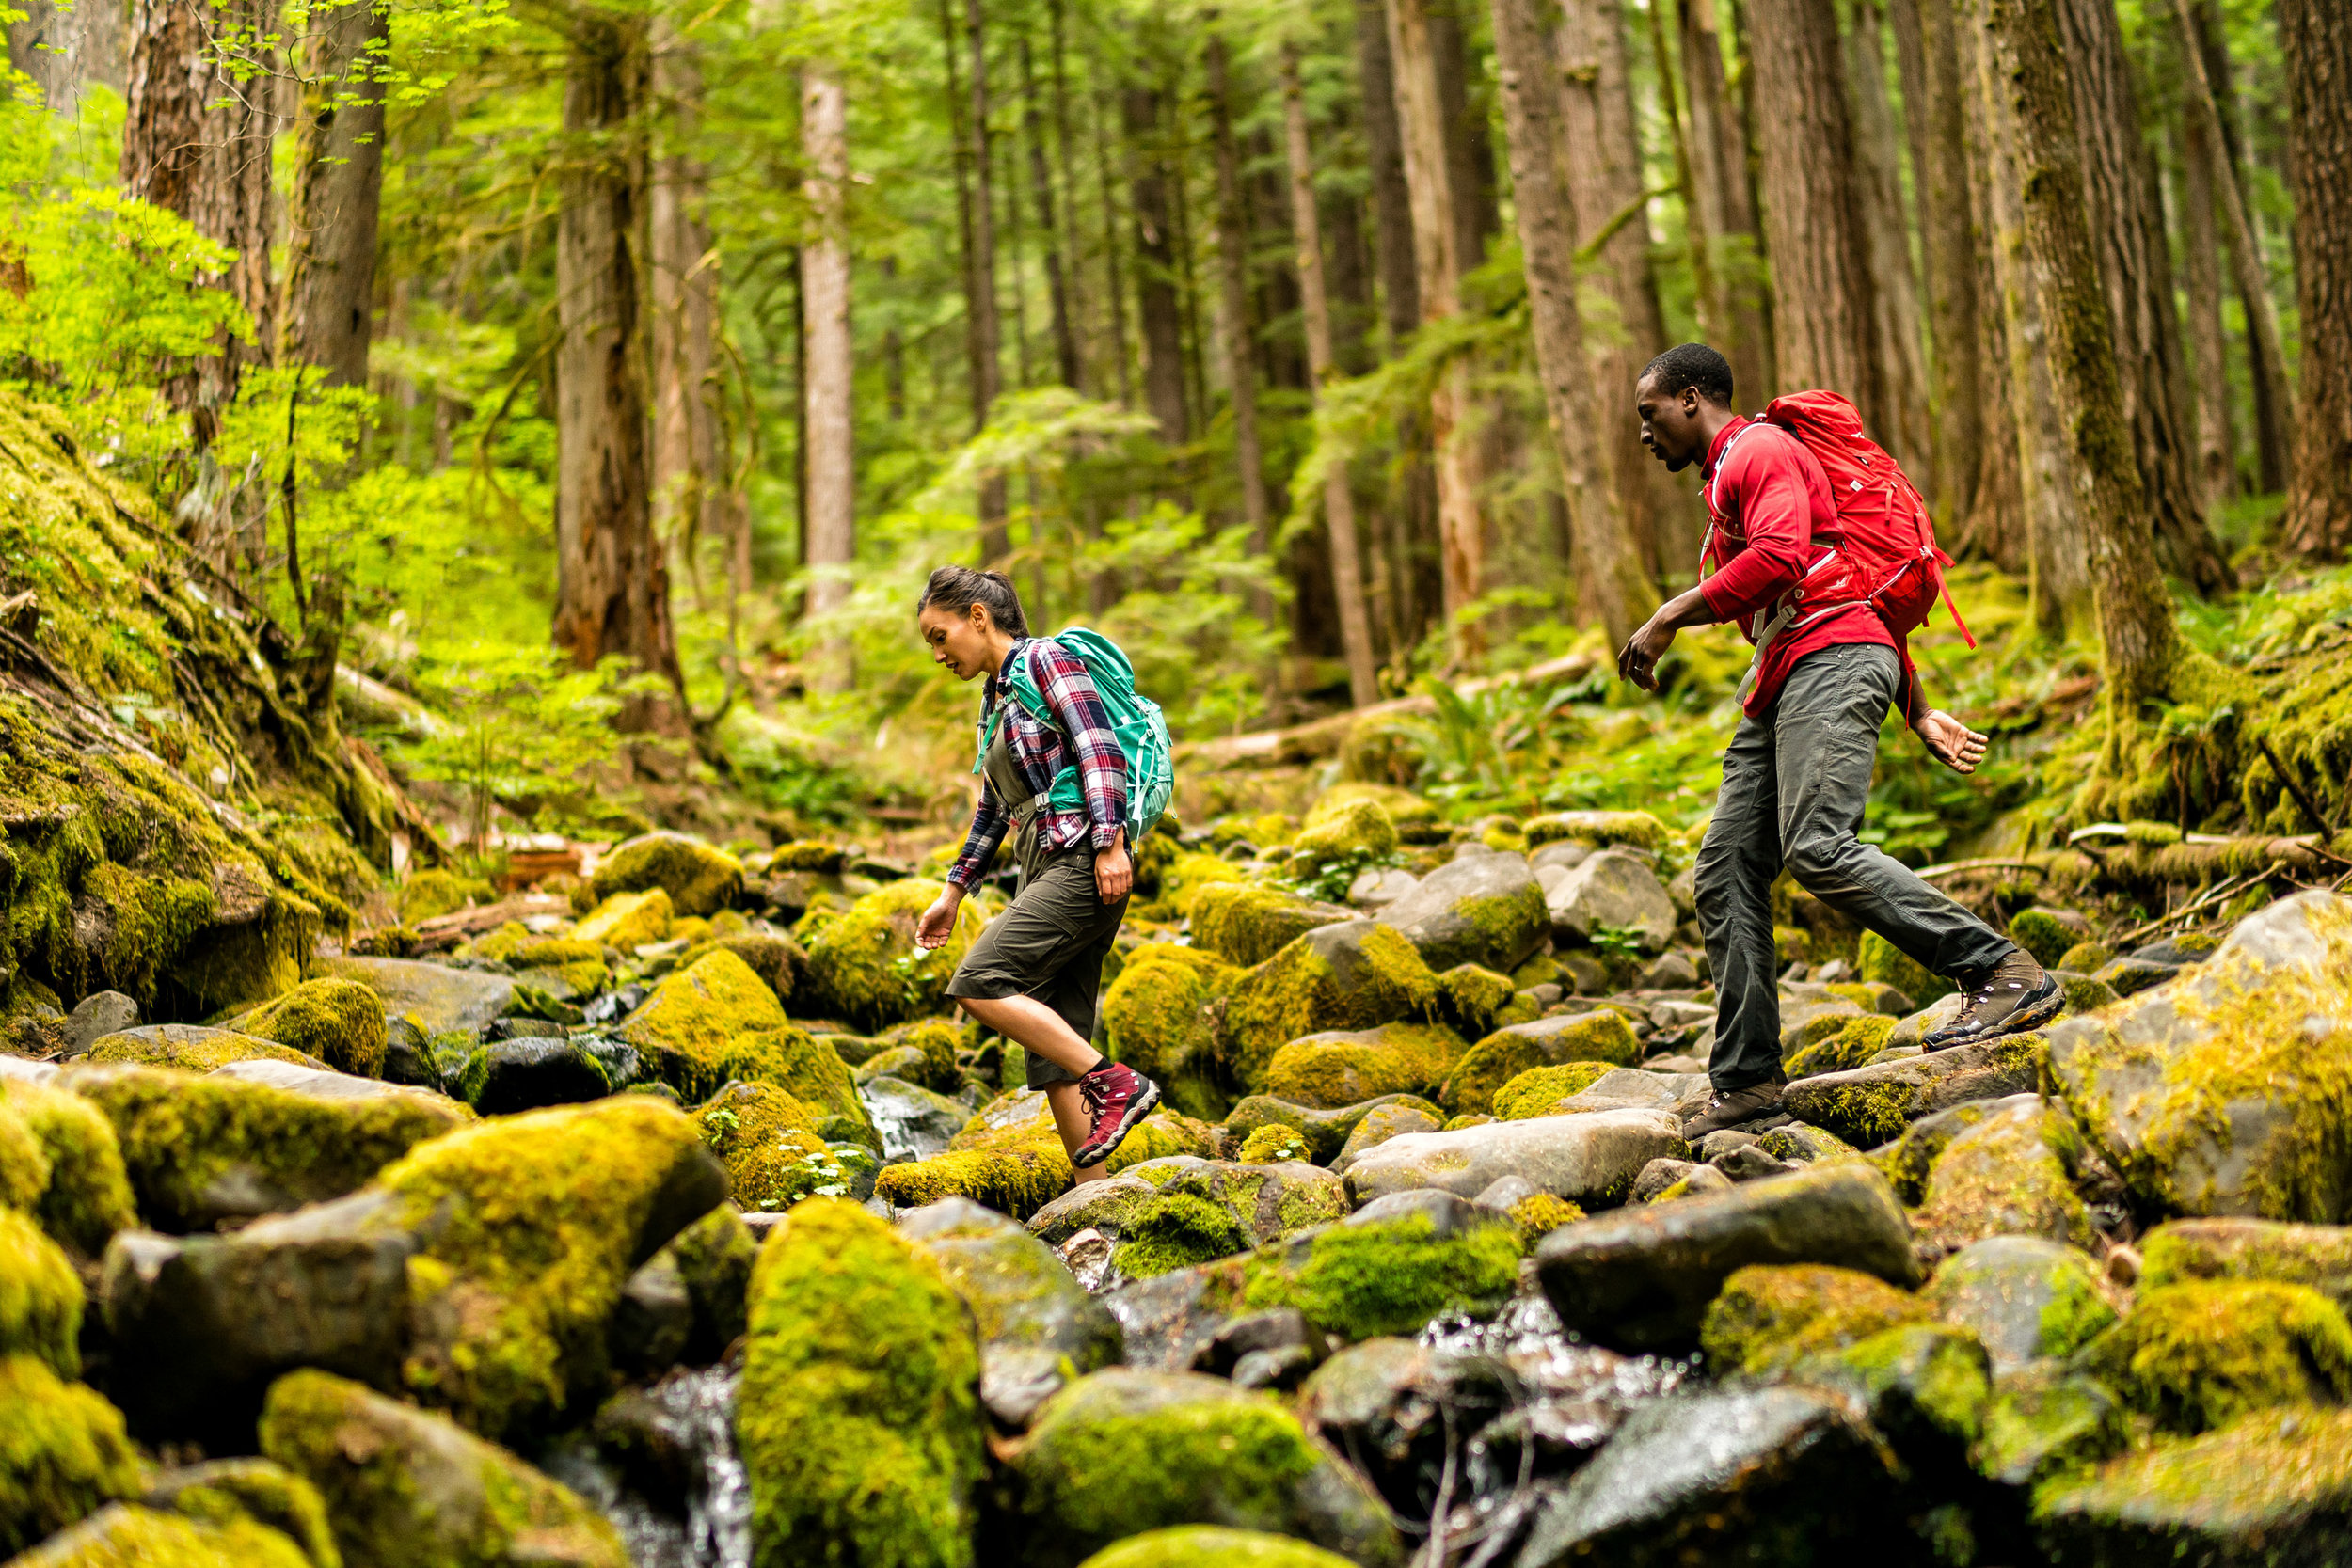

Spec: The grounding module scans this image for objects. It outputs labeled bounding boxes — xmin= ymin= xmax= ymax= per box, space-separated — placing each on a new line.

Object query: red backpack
xmin=1701 ymin=389 xmax=1975 ymax=650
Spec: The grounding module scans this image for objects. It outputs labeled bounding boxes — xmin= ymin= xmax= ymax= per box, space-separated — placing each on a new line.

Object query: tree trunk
xmin=1123 ymin=83 xmax=1189 ymax=443
xmin=963 ymin=0 xmax=1008 ymax=557
xmin=802 ymin=62 xmax=855 ymax=692
xmin=1677 ymin=0 xmax=1770 ymax=403
xmin=1892 ymin=0 xmax=1983 ymax=528
xmin=1844 ymin=0 xmax=1933 ymax=482
xmin=1745 ymin=0 xmax=1883 ymax=424
xmin=2055 ymin=0 xmax=2229 ymax=596
xmin=1491 ymin=0 xmax=1652 ymax=648
xmin=2171 ymin=10 xmax=2235 ymax=508
xmin=1017 ymin=34 xmax=1079 ymax=392
xmin=2280 ymin=0 xmax=2352 ymax=559
xmin=553 ymin=14 xmax=678 ymax=705
xmin=1427 ymin=0 xmax=1497 ymax=273
xmin=1284 ymin=45 xmax=1380 ymax=707
xmin=1205 ymin=32 xmax=1270 ymax=556
xmin=1091 ymin=86 xmax=1136 ymax=407
xmin=1389 ymin=0 xmax=1484 ymax=659
xmin=8 ymin=0 xmax=128 ymax=111
xmin=650 ymin=16 xmax=719 ymax=610
xmin=279 ymin=0 xmax=385 ymax=388
xmin=2185 ymin=0 xmax=2289 ymax=495
xmin=1983 ymin=0 xmax=2180 ymax=716
xmin=1043 ymin=0 xmax=1089 ymax=393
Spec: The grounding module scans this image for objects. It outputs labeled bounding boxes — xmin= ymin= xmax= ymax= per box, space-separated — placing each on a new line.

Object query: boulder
xmin=873 ymin=1092 xmax=1215 ymax=1219
xmin=1027 ymin=1175 xmax=1162 ymax=1248
xmin=1188 ymin=883 xmax=1356 ymax=968
xmin=1006 ymin=1369 xmax=1403 ymax=1568
xmin=738 ymin=1198 xmax=984 ymax=1567
xmin=1119 ymin=1157 xmax=1350 ymax=1249
xmin=1217 ymin=922 xmax=1439 ymax=1095
xmin=1779 ymin=1031 xmax=2048 ymax=1148
xmin=1544 ymin=849 xmax=1676 ymax=954
xmin=1100 ymin=944 xmax=1242 ymax=1123
xmin=83 ymin=1023 xmax=323 ymax=1074
xmin=1909 ymin=1094 xmax=2092 ymax=1262
xmin=1220 ymin=1093 xmax=1443 ymax=1164
xmin=863 ymin=1075 xmax=972 ymax=1163
xmin=2032 ymin=1406 xmax=2352 ymax=1564
xmin=2 ymin=1214 xmax=81 ymax=1381
xmin=135 ymin=1458 xmax=338 ymax=1567
xmin=2077 ymin=1280 xmax=2352 ymax=1434
xmin=1536 ymin=1164 xmax=1920 ymax=1351
xmin=1263 ymin=1022 xmax=1464 ymax=1109
xmin=573 ymin=887 xmax=674 ymax=948
xmin=229 ymin=978 xmax=389 ymax=1077
xmin=795 ymin=878 xmax=987 ymax=1031
xmin=0 ymin=1081 xmax=136 ymax=1260
xmin=1288 ymin=797 xmax=1399 ymax=872
xmin=618 ymin=951 xmax=871 ymax=1137
xmin=69 ymin=1062 xmax=466 ymax=1231
xmin=1375 ymin=853 xmax=1549 ymax=974
xmin=1104 ymin=1257 xmax=1251 ymax=1372
xmin=688 ymin=1082 xmax=841 ymax=1209
xmin=1346 ymin=869 xmax=1419 ymax=911
xmin=1333 ymin=1101 xmax=1442 ymax=1169
xmin=899 ymin=1197 xmax=1123 ymax=1429
xmin=1523 ymin=811 xmax=1671 ymax=850
xmin=1238 ymin=1208 xmax=1524 ymax=1342
xmin=1776 ymin=997 xmax=1867 ymax=1057
xmin=260 ymin=1369 xmax=626 ymax=1567
xmin=1923 ymin=1236 xmax=2117 ymax=1376
xmin=455 ymin=1034 xmax=638 ymax=1115
xmin=1795 ymin=1323 xmax=1992 ymax=1477
xmin=1074 ymin=1527 xmax=1358 ymax=1568
xmin=590 ymin=831 xmax=742 ymax=918
xmin=1341 ymin=1106 xmax=1683 ymax=1209
xmin=1858 ymin=928 xmax=1955 ymax=1006
xmin=1973 ymin=1363 xmax=2129 ymax=1490
xmin=2139 ymin=1216 xmax=2352 ymax=1311
xmin=9 ymin=1502 xmax=312 ymax=1567
xmin=1630 ymin=1158 xmax=1733 ymax=1205
xmin=2047 ymin=890 xmax=2352 ymax=1222
xmin=1489 ymin=1061 xmax=1616 ymax=1119
xmin=58 ymin=991 xmax=137 ymax=1058
xmin=665 ymin=1205 xmax=755 ymax=1362
xmin=1697 ymin=1262 xmax=1932 ymax=1377
xmin=324 ymin=955 xmax=518 ymax=1040
xmin=0 ymin=1354 xmax=140 ymax=1557
xmin=1108 ymin=1191 xmax=1249 ymax=1281
xmin=1295 ymin=1338 xmax=1517 ymax=1514
xmin=1440 ymin=1011 xmax=1642 ymax=1116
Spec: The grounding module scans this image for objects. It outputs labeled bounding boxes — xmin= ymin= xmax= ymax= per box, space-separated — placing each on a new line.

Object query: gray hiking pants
xmin=1695 ymin=642 xmax=2014 ymax=1093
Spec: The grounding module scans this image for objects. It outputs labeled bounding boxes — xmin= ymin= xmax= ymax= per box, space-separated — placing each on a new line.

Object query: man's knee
xmin=1783 ymin=828 xmax=1858 ymax=891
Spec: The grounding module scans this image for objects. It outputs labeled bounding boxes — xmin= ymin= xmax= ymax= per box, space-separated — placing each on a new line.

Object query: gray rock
xmin=862 ymin=1075 xmax=969 ymax=1162
xmin=1026 ymin=1175 xmax=1161 ymax=1247
xmin=1777 ymin=997 xmax=1867 ymax=1055
xmin=1531 ymin=841 xmax=1592 ymax=874
xmin=1121 ymin=1156 xmax=1351 ymax=1245
xmin=1535 ymin=1163 xmax=1919 ymax=1351
xmin=1221 ymin=1092 xmax=1447 ymax=1164
xmin=1343 ymin=1188 xmax=1491 ymax=1236
xmin=609 ymin=1251 xmax=692 ymax=1377
xmin=208 ymin=1058 xmax=462 ymax=1107
xmin=2049 ymin=890 xmax=2352 ymax=1222
xmin=1506 ymin=1386 xmax=1902 ymax=1565
xmin=83 ymin=1022 xmax=328 ymax=1072
xmin=1193 ymin=1307 xmax=1324 ymax=1385
xmin=0 ymin=1054 xmax=61 ymax=1085
xmin=1347 ymin=867 xmax=1421 ymax=911
xmin=459 ymin=1035 xmax=638 ymax=1115
xmin=2137 ymin=1215 xmax=2352 ymax=1311
xmin=1377 ymin=853 xmax=1549 ymax=974
xmin=1545 ymin=849 xmax=1676 ymax=954
xmin=1887 ymin=991 xmax=1968 ymax=1048
xmin=1923 ymin=1236 xmax=2117 ymax=1376
xmin=1710 ymin=1143 xmax=1797 ymax=1182
xmin=62 ymin=990 xmax=139 ymax=1057
xmin=1549 ymin=1067 xmax=1692 ymax=1116
xmin=324 ymin=955 xmax=516 ymax=1039
xmin=1666 ymin=866 xmax=1698 ymax=920
xmin=900 ymin=1196 xmax=1123 ymax=1428
xmin=1780 ymin=1032 xmax=2049 ymax=1148
xmin=1009 ymin=1369 xmax=1403 ymax=1567
xmin=1473 ymin=1174 xmax=1540 ymax=1212
xmin=2091 ymin=955 xmax=2181 ymax=997
xmin=1649 ymin=998 xmax=1714 ymax=1033
xmin=1629 ymin=1159 xmax=1726 ymax=1205
xmin=1104 ymin=1260 xmax=1245 ymax=1373
xmin=1970 ymin=1364 xmax=2128 ymax=1490
xmin=1296 ymin=1338 xmax=1516 ymax=1514
xmin=1693 ymin=1129 xmax=1759 ymax=1162
xmin=1333 ymin=1101 xmax=1443 ymax=1170
xmin=1342 ymin=1106 xmax=1686 ymax=1207
xmin=1639 ymin=952 xmax=1701 ymax=990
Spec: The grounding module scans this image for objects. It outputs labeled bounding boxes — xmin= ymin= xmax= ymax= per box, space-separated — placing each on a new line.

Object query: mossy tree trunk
xmin=280 ymin=0 xmax=387 ymax=391
xmin=1677 ymin=0 xmax=1772 ymax=405
xmin=2281 ymin=0 xmax=2352 ymax=560
xmin=1891 ymin=0 xmax=1984 ymax=531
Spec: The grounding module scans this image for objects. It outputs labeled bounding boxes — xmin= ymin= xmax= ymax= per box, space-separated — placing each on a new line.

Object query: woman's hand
xmin=915 ymin=885 xmax=965 ymax=949
xmin=1095 ymin=836 xmax=1133 ymax=903
xmin=1915 ymin=709 xmax=1989 ymax=774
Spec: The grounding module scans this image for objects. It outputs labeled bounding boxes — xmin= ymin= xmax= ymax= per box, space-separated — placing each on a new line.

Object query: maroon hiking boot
xmin=1073 ymin=1061 xmax=1161 ymax=1166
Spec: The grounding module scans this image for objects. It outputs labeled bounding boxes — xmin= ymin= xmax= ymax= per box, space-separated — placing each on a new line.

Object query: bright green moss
xmin=1235 ymin=1125 xmax=1311 ymax=1164
xmin=1075 ymin=1527 xmax=1358 ymax=1568
xmin=1306 ymin=783 xmax=1436 ymax=833
xmin=142 ymin=1458 xmax=340 ymax=1568
xmin=85 ymin=1027 xmax=320 ymax=1073
xmin=1699 ymin=1264 xmax=1932 ymax=1377
xmin=592 ymin=832 xmax=742 ymax=918
xmin=1787 ymin=1014 xmax=1898 ymax=1078
xmin=70 ymin=1063 xmax=466 ymax=1233
xmin=874 ymin=1018 xmax=963 ymax=1093
xmin=1859 ymin=929 xmax=1955 ymax=1006
xmin=739 ymin=1198 xmax=982 ymax=1568
xmin=1263 ymin=1023 xmax=1464 ymax=1109
xmin=795 ymin=879 xmax=986 ymax=1031
xmin=1439 ymin=1010 xmax=1641 ymax=1116
xmin=0 ymin=1105 xmax=49 ymax=1212
xmin=1820 ymin=1323 xmax=1994 ymax=1447
xmin=1218 ymin=926 xmax=1439 ymax=1096
xmin=1971 ymin=1366 xmax=2128 ymax=1489
xmin=1102 ymin=944 xmax=1240 ymax=1122
xmin=1489 ymin=1061 xmax=1615 ymax=1121
xmin=691 ymin=1082 xmax=836 ymax=1210
xmin=1241 ymin=1214 xmax=1522 ymax=1341
xmin=2078 ymin=1280 xmax=2352 ymax=1434
xmin=2057 ymin=941 xmax=2113 ymax=974
xmin=2029 ymin=1405 xmax=2352 ymax=1542
xmin=669 ymin=1206 xmax=756 ymax=1355
xmin=2007 ymin=910 xmax=2078 ymax=970
xmin=616 ymin=949 xmax=869 ymax=1136
xmin=0 ymin=1211 xmax=82 ymax=1381
xmin=232 ymin=978 xmax=389 ymax=1077
xmin=1190 ymin=885 xmax=1349 ymax=969
xmin=1522 ymin=811 xmax=1669 ymax=850
xmin=1436 ymin=964 xmax=1516 ymax=1034
xmin=0 ymin=1355 xmax=139 ymax=1557
xmin=873 ymin=1095 xmax=1211 ymax=1219
xmin=398 ymin=870 xmax=490 ymax=925
xmin=769 ymin=841 xmax=846 ymax=874
xmin=379 ymin=1097 xmax=718 ymax=1440
xmin=1287 ymin=799 xmax=1398 ymax=871
xmin=1912 ymin=1099 xmax=2092 ymax=1258
xmin=574 ymin=887 xmax=674 ymax=948
xmin=1510 ymin=1194 xmax=1585 ymax=1235
xmin=0 ymin=1085 xmax=135 ymax=1259
xmin=1113 ymin=1193 xmax=1251 ymax=1279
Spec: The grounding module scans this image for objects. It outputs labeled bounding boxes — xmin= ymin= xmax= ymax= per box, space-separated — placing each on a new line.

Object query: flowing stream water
xmin=543 ymin=1365 xmax=753 ymax=1568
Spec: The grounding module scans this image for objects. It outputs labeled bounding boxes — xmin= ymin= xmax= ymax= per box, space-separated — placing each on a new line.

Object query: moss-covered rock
xmin=1432 ymin=963 xmax=1517 ymax=1037
xmin=1858 ymin=929 xmax=1955 ymax=1006
xmin=1286 ymin=800 xmax=1398 ymax=876
xmin=1218 ymin=923 xmax=1439 ymax=1095
xmin=690 ymin=1081 xmax=838 ymax=1210
xmin=1785 ymin=1014 xmax=1898 ymax=1079
xmin=260 ymin=1368 xmax=625 ymax=1567
xmin=1439 ymin=1010 xmax=1641 ymax=1116
xmin=1925 ymin=1236 xmax=2117 ymax=1377
xmin=1333 ymin=1101 xmax=1442 ymax=1168
xmin=1510 ymin=1193 xmax=1586 ymax=1236
xmin=1221 ymin=1094 xmax=1442 ymax=1164
xmin=2057 ymin=940 xmax=2114 ymax=974
xmin=1780 ymin=1031 xmax=2049 ymax=1148
xmin=2030 ymin=1405 xmax=2352 ymax=1560
xmin=591 ymin=832 xmax=743 ymax=919
xmin=1241 ymin=1213 xmax=1522 ymax=1342
xmin=673 ymin=931 xmax=794 ymax=1006
xmin=1698 ymin=1263 xmax=1932 ymax=1377
xmin=398 ymin=870 xmax=489 ymax=926
xmin=1263 ymin=1022 xmax=1464 ymax=1110
xmin=0 ymin=1208 xmax=82 ymax=1378
xmin=66 ymin=1063 xmax=465 ymax=1232
xmin=871 ymin=1017 xmax=966 ymax=1096
xmin=1114 ymin=1193 xmax=1252 ymax=1280
xmin=796 ymin=879 xmax=987 ymax=1032
xmin=573 ymin=887 xmax=674 ymax=949
xmin=230 ymin=979 xmax=389 ymax=1078
xmin=1488 ymin=1061 xmax=1616 ymax=1121
xmin=1910 ymin=1095 xmax=2092 ymax=1261
xmin=0 ymin=1100 xmax=50 ymax=1212
xmin=1009 ymin=1370 xmax=1402 ymax=1568
xmin=85 ymin=1024 xmax=323 ymax=1073
xmin=1802 ymin=1323 xmax=1993 ymax=1464
xmin=0 ymin=1085 xmax=135 ymax=1260
xmin=873 ymin=1093 xmax=1216 ymax=1220
xmin=1233 ymin=1125 xmax=1311 ymax=1164
xmin=666 ymin=1205 xmax=756 ymax=1359
xmin=1523 ymin=811 xmax=1670 ymax=850
xmin=11 ymin=1501 xmax=319 ymax=1566
xmin=738 ymin=1198 xmax=982 ymax=1568
xmin=1075 ymin=1527 xmax=1359 ymax=1568
xmin=2007 ymin=908 xmax=2082 ymax=970
xmin=1189 ymin=885 xmax=1355 ymax=970
xmin=2077 ymin=1280 xmax=2352 ymax=1434
xmin=0 ymin=1353 xmax=139 ymax=1556
xmin=614 ymin=950 xmax=870 ymax=1140
xmin=1969 ymin=1363 xmax=2128 ymax=1489
xmin=2139 ymin=1216 xmax=2352 ymax=1311
xmin=378 ymin=1096 xmax=726 ymax=1439
xmin=137 ymin=1457 xmax=339 ymax=1568
xmin=1102 ymin=944 xmax=1241 ymax=1123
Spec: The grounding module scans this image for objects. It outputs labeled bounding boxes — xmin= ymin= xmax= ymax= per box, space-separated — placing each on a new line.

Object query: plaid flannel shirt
xmin=946 ymin=637 xmax=1130 ymax=888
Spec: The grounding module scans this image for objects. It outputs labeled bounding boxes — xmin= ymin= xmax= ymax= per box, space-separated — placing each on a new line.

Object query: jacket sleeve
xmin=1699 ymin=436 xmax=1816 ymax=623
xmin=1032 ymin=641 xmax=1131 ymax=848
xmin=946 ymin=715 xmax=1009 ymax=888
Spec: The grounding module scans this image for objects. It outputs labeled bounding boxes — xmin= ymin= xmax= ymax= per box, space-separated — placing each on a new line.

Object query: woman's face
xmin=918 ymin=601 xmax=995 ymax=681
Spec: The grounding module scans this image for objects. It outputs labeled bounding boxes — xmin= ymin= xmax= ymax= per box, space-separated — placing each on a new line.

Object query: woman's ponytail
xmin=917 ymin=564 xmax=1030 ymax=638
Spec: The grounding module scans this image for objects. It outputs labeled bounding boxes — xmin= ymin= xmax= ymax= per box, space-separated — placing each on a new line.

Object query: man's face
xmin=1635 ymin=373 xmax=1708 ymax=473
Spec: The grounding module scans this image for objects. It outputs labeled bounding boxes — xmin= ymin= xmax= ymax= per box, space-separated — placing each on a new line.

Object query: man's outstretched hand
xmin=1618 ymin=586 xmax=1714 ymax=692
xmin=1915 ymin=709 xmax=1989 ymax=774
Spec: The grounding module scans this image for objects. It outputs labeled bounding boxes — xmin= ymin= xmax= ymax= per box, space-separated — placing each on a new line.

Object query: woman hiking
xmin=912 ymin=566 xmax=1163 ymax=1180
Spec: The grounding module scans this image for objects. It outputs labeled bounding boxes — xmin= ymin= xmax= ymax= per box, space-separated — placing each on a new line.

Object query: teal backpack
xmin=977 ymin=628 xmax=1175 ymax=845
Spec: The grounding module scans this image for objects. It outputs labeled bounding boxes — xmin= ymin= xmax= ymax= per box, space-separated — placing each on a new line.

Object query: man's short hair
xmin=1640 ymin=342 xmax=1735 ymax=408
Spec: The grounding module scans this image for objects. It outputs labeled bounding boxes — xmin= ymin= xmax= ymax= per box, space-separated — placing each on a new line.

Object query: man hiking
xmin=1619 ymin=344 xmax=2061 ymax=1139
xmin=913 ymin=566 xmax=1163 ymax=1177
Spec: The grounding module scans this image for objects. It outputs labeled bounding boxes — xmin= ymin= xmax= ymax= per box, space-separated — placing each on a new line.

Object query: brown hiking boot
xmin=1681 ymin=1078 xmax=1788 ymax=1140
xmin=1923 ymin=950 xmax=2064 ymax=1052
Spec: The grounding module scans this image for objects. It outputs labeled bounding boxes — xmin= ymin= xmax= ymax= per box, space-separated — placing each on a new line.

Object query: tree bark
xmin=1427 ymin=0 xmax=1497 ymax=274
xmin=1491 ymin=0 xmax=1651 ymax=648
xmin=1204 ymin=32 xmax=1270 ymax=557
xmin=2280 ymin=0 xmax=2352 ymax=559
xmin=963 ymin=0 xmax=1008 ymax=557
xmin=1983 ymin=0 xmax=2180 ymax=714
xmin=1123 ymin=83 xmax=1189 ymax=444
xmin=1843 ymin=0 xmax=1933 ymax=481
xmin=1676 ymin=0 xmax=1770 ymax=403
xmin=2171 ymin=10 xmax=2235 ymax=508
xmin=1017 ymin=33 xmax=1080 ymax=392
xmin=279 ymin=0 xmax=385 ymax=388
xmin=801 ymin=62 xmax=855 ymax=691
xmin=649 ymin=15 xmax=719 ymax=611
xmin=1283 ymin=47 xmax=1380 ymax=707
xmin=1389 ymin=0 xmax=1484 ymax=658
xmin=552 ymin=14 xmax=678 ymax=704
xmin=8 ymin=0 xmax=128 ymax=111
xmin=1892 ymin=0 xmax=1984 ymax=528
xmin=1091 ymin=86 xmax=1136 ymax=407
xmin=1745 ymin=0 xmax=1883 ymax=424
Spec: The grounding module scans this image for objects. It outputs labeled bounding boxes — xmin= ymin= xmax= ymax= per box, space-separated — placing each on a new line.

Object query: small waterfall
xmin=542 ymin=1364 xmax=753 ymax=1568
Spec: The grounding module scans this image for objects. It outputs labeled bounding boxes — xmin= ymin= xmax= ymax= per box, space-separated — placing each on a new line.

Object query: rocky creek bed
xmin=3 ymin=804 xmax=2352 ymax=1568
